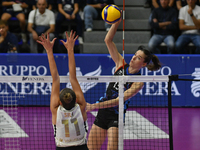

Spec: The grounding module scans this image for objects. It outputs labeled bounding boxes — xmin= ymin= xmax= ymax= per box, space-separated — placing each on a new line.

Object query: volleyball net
xmin=0 ymin=75 xmax=173 ymax=150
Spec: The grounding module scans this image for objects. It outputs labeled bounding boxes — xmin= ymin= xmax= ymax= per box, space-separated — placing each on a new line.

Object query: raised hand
xmin=60 ymin=30 xmax=78 ymax=52
xmin=37 ymin=33 xmax=56 ymax=53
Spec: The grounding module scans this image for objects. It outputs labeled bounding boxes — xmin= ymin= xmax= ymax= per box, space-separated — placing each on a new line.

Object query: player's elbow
xmin=104 ymin=36 xmax=113 ymax=44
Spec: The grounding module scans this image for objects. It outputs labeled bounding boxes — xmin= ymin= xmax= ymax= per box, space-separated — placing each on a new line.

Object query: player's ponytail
xmin=146 ymin=55 xmax=161 ymax=71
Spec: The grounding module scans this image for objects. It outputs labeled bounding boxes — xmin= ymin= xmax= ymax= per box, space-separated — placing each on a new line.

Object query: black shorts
xmin=56 ymin=144 xmax=88 ymax=150
xmin=4 ymin=10 xmax=23 ymax=17
xmin=94 ymin=109 xmax=119 ymax=130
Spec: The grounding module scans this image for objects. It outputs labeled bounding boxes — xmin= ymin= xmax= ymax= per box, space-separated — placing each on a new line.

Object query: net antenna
xmin=118 ymin=0 xmax=126 ymax=149
xmin=122 ymin=0 xmax=125 ymax=75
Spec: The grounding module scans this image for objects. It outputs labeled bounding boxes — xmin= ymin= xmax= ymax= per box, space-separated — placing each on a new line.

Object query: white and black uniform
xmin=53 ymin=104 xmax=88 ymax=149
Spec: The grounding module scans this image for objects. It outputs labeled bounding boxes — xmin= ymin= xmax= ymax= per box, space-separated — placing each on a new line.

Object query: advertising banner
xmin=0 ymin=54 xmax=200 ymax=107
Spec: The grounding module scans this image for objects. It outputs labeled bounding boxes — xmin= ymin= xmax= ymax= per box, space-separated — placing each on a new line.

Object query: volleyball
xmin=102 ymin=4 xmax=121 ymax=24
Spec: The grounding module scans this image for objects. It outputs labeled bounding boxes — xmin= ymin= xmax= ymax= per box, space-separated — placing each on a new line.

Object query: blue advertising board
xmin=0 ymin=54 xmax=200 ymax=107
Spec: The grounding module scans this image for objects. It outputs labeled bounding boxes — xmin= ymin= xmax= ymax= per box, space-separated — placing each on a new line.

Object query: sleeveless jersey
xmin=53 ymin=104 xmax=88 ymax=147
xmin=104 ymin=64 xmax=141 ymax=114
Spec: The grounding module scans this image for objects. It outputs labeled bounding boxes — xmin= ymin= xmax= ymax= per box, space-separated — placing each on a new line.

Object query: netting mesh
xmin=0 ymin=76 xmax=171 ymax=150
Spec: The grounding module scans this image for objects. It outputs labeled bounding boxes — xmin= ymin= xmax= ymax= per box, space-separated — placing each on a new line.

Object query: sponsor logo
xmin=0 ymin=65 xmax=47 ymax=76
xmin=22 ymin=77 xmax=45 ymax=81
xmin=191 ymin=68 xmax=200 ymax=97
xmin=22 ymin=77 xmax=28 ymax=81
xmin=87 ymin=77 xmax=99 ymax=80
xmin=66 ymin=66 xmax=102 ymax=93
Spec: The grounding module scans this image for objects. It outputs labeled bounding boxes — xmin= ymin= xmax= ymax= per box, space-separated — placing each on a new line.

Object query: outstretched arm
xmin=104 ymin=15 xmax=125 ymax=69
xmin=37 ymin=34 xmax=59 ymax=124
xmin=86 ymin=82 xmax=144 ymax=112
xmin=60 ymin=31 xmax=87 ymax=121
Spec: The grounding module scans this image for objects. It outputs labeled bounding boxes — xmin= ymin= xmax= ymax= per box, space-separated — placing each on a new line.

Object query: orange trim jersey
xmin=104 ymin=64 xmax=141 ymax=114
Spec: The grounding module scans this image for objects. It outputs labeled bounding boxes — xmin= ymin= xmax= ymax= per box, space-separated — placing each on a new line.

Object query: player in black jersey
xmin=87 ymin=18 xmax=162 ymax=150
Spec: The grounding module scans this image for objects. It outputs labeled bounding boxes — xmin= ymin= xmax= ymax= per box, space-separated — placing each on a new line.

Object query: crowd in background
xmin=0 ymin=0 xmax=87 ymax=53
xmin=144 ymin=0 xmax=200 ymax=54
xmin=0 ymin=0 xmax=200 ymax=54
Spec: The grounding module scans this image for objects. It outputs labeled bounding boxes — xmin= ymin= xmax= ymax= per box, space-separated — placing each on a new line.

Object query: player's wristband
xmin=190 ymin=13 xmax=194 ymax=17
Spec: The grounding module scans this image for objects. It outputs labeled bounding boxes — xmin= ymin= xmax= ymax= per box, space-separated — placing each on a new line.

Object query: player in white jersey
xmin=37 ymin=31 xmax=88 ymax=150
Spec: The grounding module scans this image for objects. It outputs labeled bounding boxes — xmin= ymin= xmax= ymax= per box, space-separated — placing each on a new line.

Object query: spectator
xmin=29 ymin=0 xmax=54 ymax=10
xmin=83 ymin=0 xmax=114 ymax=32
xmin=176 ymin=0 xmax=200 ymax=10
xmin=27 ymin=0 xmax=55 ymax=53
xmin=148 ymin=0 xmax=178 ymax=54
xmin=175 ymin=0 xmax=200 ymax=54
xmin=153 ymin=0 xmax=174 ymax=9
xmin=148 ymin=0 xmax=175 ymax=24
xmin=55 ymin=0 xmax=83 ymax=44
xmin=1 ymin=0 xmax=28 ymax=43
xmin=0 ymin=20 xmax=19 ymax=53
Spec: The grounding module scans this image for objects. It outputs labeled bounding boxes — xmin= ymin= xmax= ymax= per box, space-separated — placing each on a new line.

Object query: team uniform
xmin=94 ymin=64 xmax=141 ymax=129
xmin=53 ymin=104 xmax=88 ymax=150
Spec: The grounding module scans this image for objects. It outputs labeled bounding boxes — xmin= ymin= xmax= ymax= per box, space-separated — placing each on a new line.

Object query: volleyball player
xmin=86 ymin=18 xmax=162 ymax=150
xmin=37 ymin=31 xmax=88 ymax=150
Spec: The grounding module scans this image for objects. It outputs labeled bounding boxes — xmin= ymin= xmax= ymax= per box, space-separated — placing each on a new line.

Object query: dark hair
xmin=0 ymin=20 xmax=8 ymax=26
xmin=137 ymin=46 xmax=161 ymax=71
xmin=59 ymin=88 xmax=76 ymax=110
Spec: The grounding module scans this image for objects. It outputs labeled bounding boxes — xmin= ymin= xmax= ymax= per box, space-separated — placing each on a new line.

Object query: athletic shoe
xmin=78 ymin=37 xmax=83 ymax=44
xmin=106 ymin=28 xmax=110 ymax=31
xmin=86 ymin=28 xmax=92 ymax=32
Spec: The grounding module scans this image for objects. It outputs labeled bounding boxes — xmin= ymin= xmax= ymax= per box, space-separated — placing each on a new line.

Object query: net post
xmin=168 ymin=75 xmax=174 ymax=150
xmin=118 ymin=77 xmax=125 ymax=150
